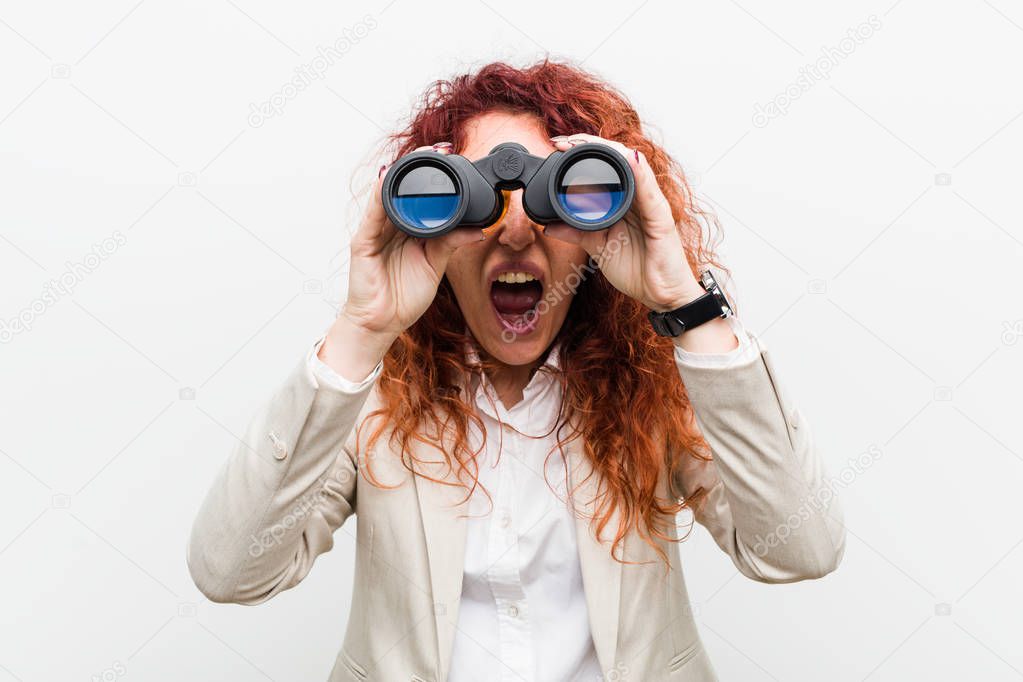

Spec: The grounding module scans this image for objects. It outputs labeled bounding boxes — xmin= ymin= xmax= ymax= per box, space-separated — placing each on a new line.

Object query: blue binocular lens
xmin=554 ymin=157 xmax=626 ymax=224
xmin=392 ymin=165 xmax=461 ymax=231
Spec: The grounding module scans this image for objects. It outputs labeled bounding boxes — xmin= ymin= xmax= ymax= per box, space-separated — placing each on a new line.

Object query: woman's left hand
xmin=543 ymin=133 xmax=705 ymax=312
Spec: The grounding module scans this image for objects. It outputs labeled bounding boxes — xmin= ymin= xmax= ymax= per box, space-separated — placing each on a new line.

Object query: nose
xmin=494 ymin=190 xmax=542 ymax=251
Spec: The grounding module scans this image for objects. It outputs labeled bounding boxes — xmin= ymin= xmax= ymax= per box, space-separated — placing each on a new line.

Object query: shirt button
xmin=499 ymin=513 xmax=511 ymax=529
xmin=268 ymin=430 xmax=288 ymax=460
xmin=507 ymin=604 xmax=519 ymax=618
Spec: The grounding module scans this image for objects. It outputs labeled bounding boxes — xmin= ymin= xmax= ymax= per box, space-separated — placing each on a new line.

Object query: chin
xmin=476 ymin=328 xmax=553 ymax=367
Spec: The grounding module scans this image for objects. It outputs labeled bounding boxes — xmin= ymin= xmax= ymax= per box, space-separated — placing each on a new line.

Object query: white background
xmin=2 ymin=0 xmax=1022 ymax=680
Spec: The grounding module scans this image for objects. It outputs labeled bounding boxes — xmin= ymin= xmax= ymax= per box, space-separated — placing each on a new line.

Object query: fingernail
xmin=479 ymin=231 xmax=486 ymax=241
xmin=550 ymin=135 xmax=568 ymax=142
xmin=378 ymin=164 xmax=387 ymax=178
xmin=433 ymin=141 xmax=453 ymax=150
xmin=634 ymin=149 xmax=640 ymax=164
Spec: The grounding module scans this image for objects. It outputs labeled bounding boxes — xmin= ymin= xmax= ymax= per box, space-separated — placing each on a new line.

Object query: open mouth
xmin=489 ymin=271 xmax=544 ymax=336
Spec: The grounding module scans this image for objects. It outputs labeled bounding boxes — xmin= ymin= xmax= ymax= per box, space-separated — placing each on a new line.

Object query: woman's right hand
xmin=318 ymin=144 xmax=484 ymax=382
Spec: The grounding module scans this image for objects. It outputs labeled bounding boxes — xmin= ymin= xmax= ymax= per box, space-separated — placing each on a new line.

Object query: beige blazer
xmin=187 ymin=335 xmax=845 ymax=681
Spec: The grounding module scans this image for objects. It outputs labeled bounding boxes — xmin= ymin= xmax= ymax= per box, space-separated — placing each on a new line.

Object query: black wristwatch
xmin=648 ymin=270 xmax=733 ymax=337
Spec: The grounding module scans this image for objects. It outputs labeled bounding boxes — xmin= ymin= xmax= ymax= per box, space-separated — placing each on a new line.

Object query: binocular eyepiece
xmin=381 ymin=142 xmax=636 ymax=238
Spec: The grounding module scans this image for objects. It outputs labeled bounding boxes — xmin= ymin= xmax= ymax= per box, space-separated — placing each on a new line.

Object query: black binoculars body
xmin=381 ymin=142 xmax=635 ymax=238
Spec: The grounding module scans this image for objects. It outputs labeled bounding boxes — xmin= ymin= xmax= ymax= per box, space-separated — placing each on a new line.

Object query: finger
xmin=549 ymin=132 xmax=630 ymax=158
xmin=628 ymin=148 xmax=674 ymax=234
xmin=423 ymin=225 xmax=485 ymax=276
xmin=354 ymin=163 xmax=400 ymax=247
xmin=411 ymin=142 xmax=454 ymax=154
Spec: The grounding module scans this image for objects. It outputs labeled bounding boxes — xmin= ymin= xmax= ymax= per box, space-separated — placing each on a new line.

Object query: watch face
xmin=711 ymin=288 xmax=731 ymax=316
xmin=700 ymin=270 xmax=732 ymax=316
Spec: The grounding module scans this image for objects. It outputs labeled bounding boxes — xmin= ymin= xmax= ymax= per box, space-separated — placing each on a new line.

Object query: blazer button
xmin=268 ymin=430 xmax=288 ymax=460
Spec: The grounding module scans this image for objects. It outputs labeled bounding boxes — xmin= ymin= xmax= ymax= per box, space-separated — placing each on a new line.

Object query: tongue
xmin=490 ymin=282 xmax=541 ymax=315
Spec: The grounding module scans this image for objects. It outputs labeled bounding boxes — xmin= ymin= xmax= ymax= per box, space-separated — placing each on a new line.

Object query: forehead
xmin=460 ymin=111 xmax=553 ymax=161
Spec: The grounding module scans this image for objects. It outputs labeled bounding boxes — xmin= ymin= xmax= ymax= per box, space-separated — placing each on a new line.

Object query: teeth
xmin=496 ymin=271 xmax=537 ymax=283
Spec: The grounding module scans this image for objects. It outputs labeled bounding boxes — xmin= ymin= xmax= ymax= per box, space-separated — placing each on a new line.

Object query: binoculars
xmin=381 ymin=141 xmax=636 ymax=238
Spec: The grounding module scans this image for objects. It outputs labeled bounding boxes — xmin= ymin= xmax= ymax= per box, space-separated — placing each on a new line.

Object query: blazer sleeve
xmin=671 ymin=330 xmax=846 ymax=583
xmin=186 ymin=337 xmax=376 ymax=605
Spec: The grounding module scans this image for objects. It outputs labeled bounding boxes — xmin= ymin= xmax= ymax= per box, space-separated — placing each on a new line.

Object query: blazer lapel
xmin=566 ymin=435 xmax=623 ymax=676
xmin=411 ymin=430 xmax=470 ymax=682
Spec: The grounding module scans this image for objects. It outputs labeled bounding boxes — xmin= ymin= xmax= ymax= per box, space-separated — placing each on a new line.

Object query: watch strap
xmin=648 ymin=291 xmax=726 ymax=337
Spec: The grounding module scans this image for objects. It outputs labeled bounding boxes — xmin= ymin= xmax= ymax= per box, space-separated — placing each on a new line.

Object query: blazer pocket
xmin=339 ymin=650 xmax=368 ymax=680
xmin=668 ymin=640 xmax=703 ymax=672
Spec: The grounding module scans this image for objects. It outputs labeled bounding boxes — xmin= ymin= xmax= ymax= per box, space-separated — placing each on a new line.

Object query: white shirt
xmin=450 ymin=341 xmax=598 ymax=682
xmin=309 ymin=317 xmax=757 ymax=681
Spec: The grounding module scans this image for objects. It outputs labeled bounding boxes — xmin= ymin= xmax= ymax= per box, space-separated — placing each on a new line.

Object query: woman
xmin=188 ymin=60 xmax=844 ymax=682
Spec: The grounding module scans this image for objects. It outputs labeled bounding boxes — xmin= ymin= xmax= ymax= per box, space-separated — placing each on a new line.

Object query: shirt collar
xmin=462 ymin=332 xmax=563 ymax=422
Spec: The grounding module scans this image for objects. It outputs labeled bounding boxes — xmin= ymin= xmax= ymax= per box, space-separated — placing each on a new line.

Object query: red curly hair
xmin=356 ymin=59 xmax=721 ymax=563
